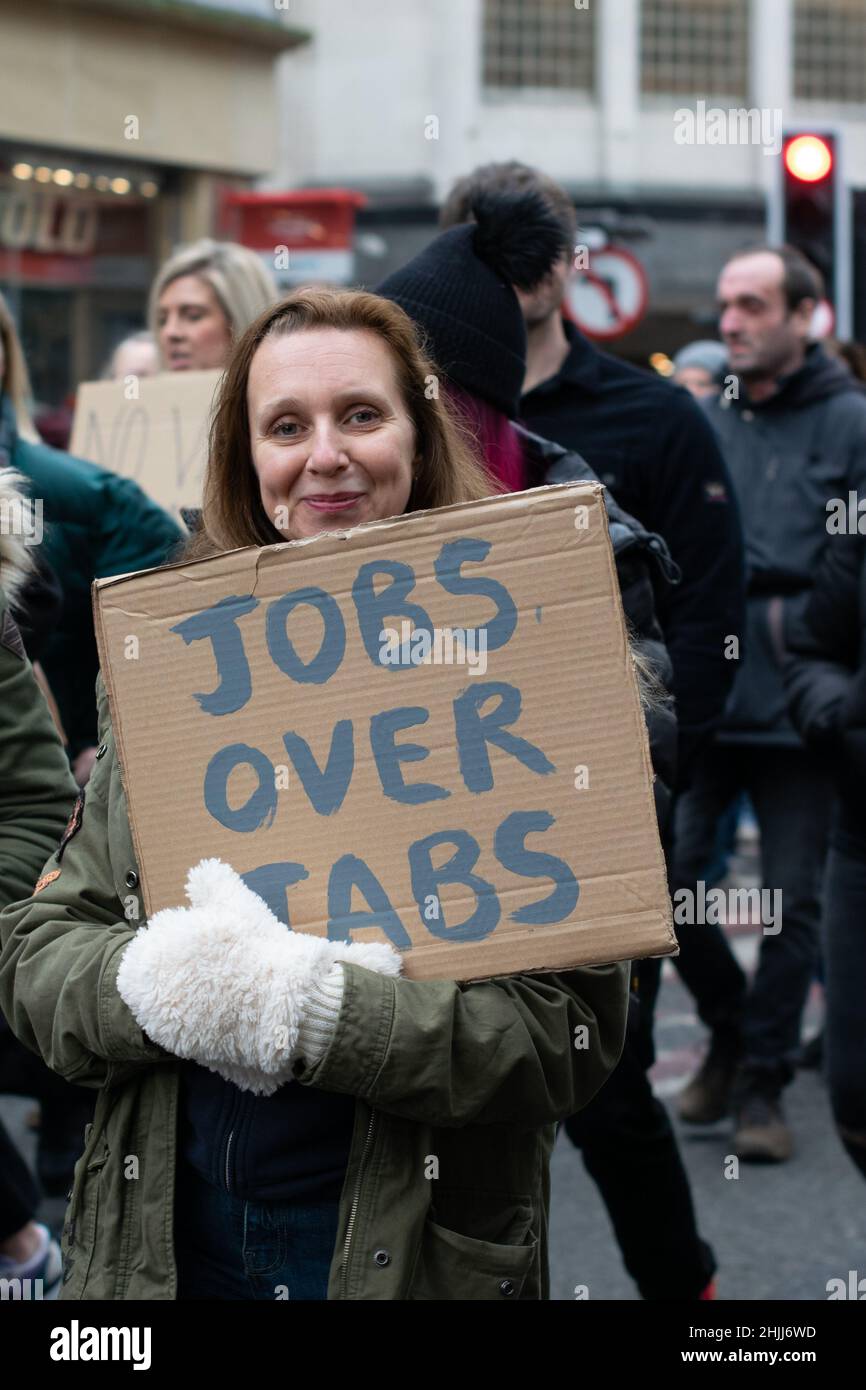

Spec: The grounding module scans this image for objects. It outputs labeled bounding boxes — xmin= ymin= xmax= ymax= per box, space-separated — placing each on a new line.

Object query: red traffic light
xmin=784 ymin=134 xmax=833 ymax=182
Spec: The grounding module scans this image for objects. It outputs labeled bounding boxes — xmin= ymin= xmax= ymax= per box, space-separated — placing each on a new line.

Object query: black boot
xmin=733 ymin=1076 xmax=793 ymax=1163
xmin=677 ymin=1029 xmax=742 ymax=1124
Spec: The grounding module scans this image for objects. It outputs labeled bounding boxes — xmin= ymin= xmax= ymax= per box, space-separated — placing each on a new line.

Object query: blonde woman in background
xmin=150 ymin=238 xmax=278 ymax=372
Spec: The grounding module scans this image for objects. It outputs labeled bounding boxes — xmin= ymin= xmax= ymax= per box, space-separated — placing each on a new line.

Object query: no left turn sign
xmin=566 ymin=245 xmax=649 ymax=340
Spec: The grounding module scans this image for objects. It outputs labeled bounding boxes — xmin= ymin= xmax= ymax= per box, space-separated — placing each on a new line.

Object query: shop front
xmin=0 ymin=145 xmax=179 ymax=431
xmin=0 ymin=0 xmax=310 ymax=428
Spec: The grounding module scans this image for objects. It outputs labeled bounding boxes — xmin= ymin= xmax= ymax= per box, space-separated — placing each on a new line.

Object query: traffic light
xmin=772 ymin=130 xmax=851 ymax=336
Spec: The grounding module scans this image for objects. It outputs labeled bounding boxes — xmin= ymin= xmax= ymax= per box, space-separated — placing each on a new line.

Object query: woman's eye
xmin=272 ymin=420 xmax=299 ymax=437
xmin=348 ymin=407 xmax=378 ymax=425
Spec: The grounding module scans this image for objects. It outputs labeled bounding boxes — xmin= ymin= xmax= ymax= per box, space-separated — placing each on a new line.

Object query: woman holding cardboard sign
xmin=0 ymin=278 xmax=633 ymax=1302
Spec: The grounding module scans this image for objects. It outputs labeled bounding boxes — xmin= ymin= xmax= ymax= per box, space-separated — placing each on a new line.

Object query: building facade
xmin=272 ymin=0 xmax=866 ymax=356
xmin=4 ymin=0 xmax=866 ymax=401
xmin=0 ymin=0 xmax=308 ymax=408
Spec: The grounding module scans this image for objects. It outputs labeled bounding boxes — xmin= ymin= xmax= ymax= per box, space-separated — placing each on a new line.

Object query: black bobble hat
xmin=377 ymin=189 xmax=568 ymax=418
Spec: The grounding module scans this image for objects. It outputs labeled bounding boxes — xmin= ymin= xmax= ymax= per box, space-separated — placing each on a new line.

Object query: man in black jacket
xmin=673 ymin=246 xmax=866 ymax=1161
xmin=441 ymin=162 xmax=745 ymax=788
xmin=437 ymin=169 xmax=725 ymax=1298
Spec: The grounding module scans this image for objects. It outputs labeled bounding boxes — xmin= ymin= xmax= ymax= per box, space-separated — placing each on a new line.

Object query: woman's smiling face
xmin=248 ymin=327 xmax=418 ymax=541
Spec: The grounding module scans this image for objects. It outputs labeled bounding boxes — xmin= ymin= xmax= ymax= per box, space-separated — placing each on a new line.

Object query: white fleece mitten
xmin=116 ymin=858 xmax=402 ymax=1095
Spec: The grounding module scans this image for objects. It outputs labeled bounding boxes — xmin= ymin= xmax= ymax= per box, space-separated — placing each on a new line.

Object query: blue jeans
xmin=174 ymin=1161 xmax=340 ymax=1300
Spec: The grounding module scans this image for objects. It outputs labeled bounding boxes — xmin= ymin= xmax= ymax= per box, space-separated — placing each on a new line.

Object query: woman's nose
xmin=308 ymin=423 xmax=346 ymax=471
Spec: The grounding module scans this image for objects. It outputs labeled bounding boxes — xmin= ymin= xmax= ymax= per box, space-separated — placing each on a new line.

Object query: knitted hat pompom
xmin=377 ymin=190 xmax=569 ymax=418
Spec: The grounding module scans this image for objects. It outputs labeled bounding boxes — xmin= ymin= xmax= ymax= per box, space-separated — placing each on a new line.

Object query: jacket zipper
xmin=224 ymin=1128 xmax=234 ymax=1192
xmin=222 ymin=1085 xmax=245 ymax=1193
xmin=222 ymin=1084 xmax=254 ymax=1193
xmin=340 ymin=1109 xmax=377 ymax=1299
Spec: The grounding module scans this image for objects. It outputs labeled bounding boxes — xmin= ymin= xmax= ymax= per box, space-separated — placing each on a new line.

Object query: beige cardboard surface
xmin=70 ymin=370 xmax=221 ymax=523
xmin=94 ymin=483 xmax=676 ymax=982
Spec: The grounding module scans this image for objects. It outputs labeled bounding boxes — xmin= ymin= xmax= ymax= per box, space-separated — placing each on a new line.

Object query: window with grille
xmin=482 ymin=0 xmax=595 ymax=93
xmin=640 ymin=0 xmax=749 ymax=100
xmin=794 ymin=0 xmax=866 ymax=103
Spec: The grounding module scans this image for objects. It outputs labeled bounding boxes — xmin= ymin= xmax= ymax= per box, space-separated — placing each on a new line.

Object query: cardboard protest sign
xmin=93 ymin=482 xmax=676 ymax=982
xmin=70 ymin=370 xmax=221 ymax=524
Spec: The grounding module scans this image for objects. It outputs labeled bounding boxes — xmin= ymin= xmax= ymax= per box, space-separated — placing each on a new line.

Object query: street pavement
xmin=2 ymin=830 xmax=863 ymax=1302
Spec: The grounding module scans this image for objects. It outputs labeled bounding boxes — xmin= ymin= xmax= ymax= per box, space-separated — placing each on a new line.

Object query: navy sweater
xmin=180 ymin=1060 xmax=356 ymax=1201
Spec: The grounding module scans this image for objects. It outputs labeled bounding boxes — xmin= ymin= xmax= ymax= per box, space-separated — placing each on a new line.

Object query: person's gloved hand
xmin=116 ymin=858 xmax=403 ymax=1095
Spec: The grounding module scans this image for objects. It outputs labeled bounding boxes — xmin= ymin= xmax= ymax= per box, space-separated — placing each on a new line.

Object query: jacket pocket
xmin=60 ymin=1136 xmax=110 ymax=1298
xmin=407 ymin=1199 xmax=537 ymax=1301
xmin=408 ymin=1219 xmax=537 ymax=1301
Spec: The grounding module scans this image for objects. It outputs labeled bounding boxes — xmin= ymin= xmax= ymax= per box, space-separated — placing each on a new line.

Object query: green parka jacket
xmin=0 ymin=675 xmax=629 ymax=1301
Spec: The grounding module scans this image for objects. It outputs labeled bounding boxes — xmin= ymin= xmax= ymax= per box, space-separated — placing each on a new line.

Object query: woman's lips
xmin=302 ymin=494 xmax=365 ymax=512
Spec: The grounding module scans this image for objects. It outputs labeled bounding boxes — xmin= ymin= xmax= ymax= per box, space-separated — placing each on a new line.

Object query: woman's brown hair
xmin=192 ymin=287 xmax=497 ymax=556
